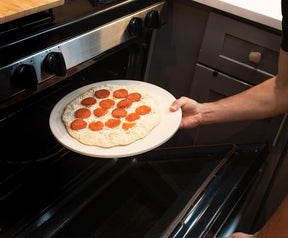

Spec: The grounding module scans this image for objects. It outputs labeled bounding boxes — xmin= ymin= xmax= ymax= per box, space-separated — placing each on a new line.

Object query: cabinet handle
xmin=249 ymin=51 xmax=261 ymax=64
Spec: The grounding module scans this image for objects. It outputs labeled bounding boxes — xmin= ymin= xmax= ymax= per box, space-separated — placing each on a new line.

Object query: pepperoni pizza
xmin=62 ymin=84 xmax=161 ymax=147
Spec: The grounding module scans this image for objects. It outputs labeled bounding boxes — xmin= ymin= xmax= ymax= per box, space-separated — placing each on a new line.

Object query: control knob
xmin=11 ymin=64 xmax=38 ymax=90
xmin=127 ymin=17 xmax=143 ymax=37
xmin=43 ymin=52 xmax=67 ymax=76
xmin=145 ymin=10 xmax=161 ymax=29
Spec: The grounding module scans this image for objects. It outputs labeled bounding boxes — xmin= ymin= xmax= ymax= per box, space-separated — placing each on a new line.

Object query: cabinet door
xmin=198 ymin=12 xmax=281 ymax=86
xmin=189 ymin=64 xmax=281 ymax=145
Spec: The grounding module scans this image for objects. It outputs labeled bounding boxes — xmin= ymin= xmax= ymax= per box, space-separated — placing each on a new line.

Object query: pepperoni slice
xmin=126 ymin=112 xmax=140 ymax=122
xmin=81 ymin=97 xmax=97 ymax=106
xmin=126 ymin=93 xmax=141 ymax=102
xmin=70 ymin=119 xmax=87 ymax=130
xmin=99 ymin=99 xmax=115 ymax=109
xmin=89 ymin=121 xmax=104 ymax=131
xmin=122 ymin=122 xmax=136 ymax=130
xmin=93 ymin=108 xmax=108 ymax=117
xmin=112 ymin=108 xmax=127 ymax=118
xmin=117 ymin=99 xmax=132 ymax=108
xmin=95 ymin=89 xmax=110 ymax=98
xmin=135 ymin=105 xmax=151 ymax=115
xmin=105 ymin=119 xmax=121 ymax=128
xmin=113 ymin=89 xmax=128 ymax=98
xmin=75 ymin=108 xmax=91 ymax=119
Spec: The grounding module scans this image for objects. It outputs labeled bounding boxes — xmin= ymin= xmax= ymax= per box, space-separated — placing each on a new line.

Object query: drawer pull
xmin=249 ymin=51 xmax=261 ymax=64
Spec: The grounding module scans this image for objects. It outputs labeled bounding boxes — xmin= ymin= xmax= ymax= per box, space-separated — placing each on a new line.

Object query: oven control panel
xmin=0 ymin=1 xmax=166 ymax=104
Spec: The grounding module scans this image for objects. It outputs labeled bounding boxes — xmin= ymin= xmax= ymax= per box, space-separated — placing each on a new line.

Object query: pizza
xmin=62 ymin=84 xmax=161 ymax=147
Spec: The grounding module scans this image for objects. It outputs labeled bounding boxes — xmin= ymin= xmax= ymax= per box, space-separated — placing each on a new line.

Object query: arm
xmin=256 ymin=194 xmax=288 ymax=238
xmin=170 ymin=49 xmax=288 ymax=128
xmin=225 ymin=194 xmax=288 ymax=238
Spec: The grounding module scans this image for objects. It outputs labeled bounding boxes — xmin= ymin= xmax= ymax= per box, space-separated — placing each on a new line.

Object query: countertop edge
xmin=191 ymin=0 xmax=282 ymax=31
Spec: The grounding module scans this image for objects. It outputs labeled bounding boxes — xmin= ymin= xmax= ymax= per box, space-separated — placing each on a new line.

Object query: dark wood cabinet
xmin=198 ymin=13 xmax=280 ymax=85
xmin=190 ymin=12 xmax=283 ymax=145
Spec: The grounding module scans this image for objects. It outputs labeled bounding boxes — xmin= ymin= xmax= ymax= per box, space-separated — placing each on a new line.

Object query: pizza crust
xmin=62 ymin=84 xmax=161 ymax=147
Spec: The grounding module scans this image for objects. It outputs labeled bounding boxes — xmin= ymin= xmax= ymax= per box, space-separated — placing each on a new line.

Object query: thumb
xmin=170 ymin=97 xmax=188 ymax=112
xmin=170 ymin=101 xmax=179 ymax=111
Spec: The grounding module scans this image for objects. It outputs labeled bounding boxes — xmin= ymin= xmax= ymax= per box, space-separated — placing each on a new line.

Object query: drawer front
xmin=190 ymin=64 xmax=252 ymax=103
xmin=198 ymin=13 xmax=281 ymax=85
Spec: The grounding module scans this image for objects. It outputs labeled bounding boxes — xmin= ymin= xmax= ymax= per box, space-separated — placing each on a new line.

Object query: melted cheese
xmin=62 ymin=84 xmax=160 ymax=147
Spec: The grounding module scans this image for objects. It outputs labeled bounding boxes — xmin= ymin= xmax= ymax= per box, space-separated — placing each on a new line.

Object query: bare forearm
xmin=256 ymin=195 xmax=288 ymax=238
xmin=200 ymin=76 xmax=288 ymax=125
xmin=200 ymin=49 xmax=288 ymax=125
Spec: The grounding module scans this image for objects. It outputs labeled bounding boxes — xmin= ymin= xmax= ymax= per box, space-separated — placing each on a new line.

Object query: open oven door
xmin=158 ymin=144 xmax=268 ymax=238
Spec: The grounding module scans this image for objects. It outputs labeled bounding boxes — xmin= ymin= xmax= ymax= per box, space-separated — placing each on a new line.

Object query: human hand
xmin=169 ymin=96 xmax=203 ymax=129
xmin=225 ymin=232 xmax=257 ymax=238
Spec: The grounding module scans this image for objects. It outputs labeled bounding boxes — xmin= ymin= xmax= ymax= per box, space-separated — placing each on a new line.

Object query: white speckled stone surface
xmin=191 ymin=0 xmax=282 ymax=30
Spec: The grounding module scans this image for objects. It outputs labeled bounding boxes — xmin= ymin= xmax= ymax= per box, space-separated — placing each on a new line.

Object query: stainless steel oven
xmin=0 ymin=1 xmax=268 ymax=237
xmin=0 ymin=0 xmax=167 ymax=111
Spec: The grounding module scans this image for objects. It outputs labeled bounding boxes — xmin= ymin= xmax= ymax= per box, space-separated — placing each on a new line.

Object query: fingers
xmin=169 ymin=96 xmax=203 ymax=129
xmin=170 ymin=96 xmax=189 ymax=111
xmin=225 ymin=232 xmax=255 ymax=238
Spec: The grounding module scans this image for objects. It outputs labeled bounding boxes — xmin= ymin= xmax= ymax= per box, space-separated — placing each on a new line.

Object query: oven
xmin=0 ymin=1 xmax=268 ymax=237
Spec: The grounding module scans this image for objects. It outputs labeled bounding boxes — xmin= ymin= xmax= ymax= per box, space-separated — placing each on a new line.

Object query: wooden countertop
xmin=0 ymin=0 xmax=65 ymax=24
